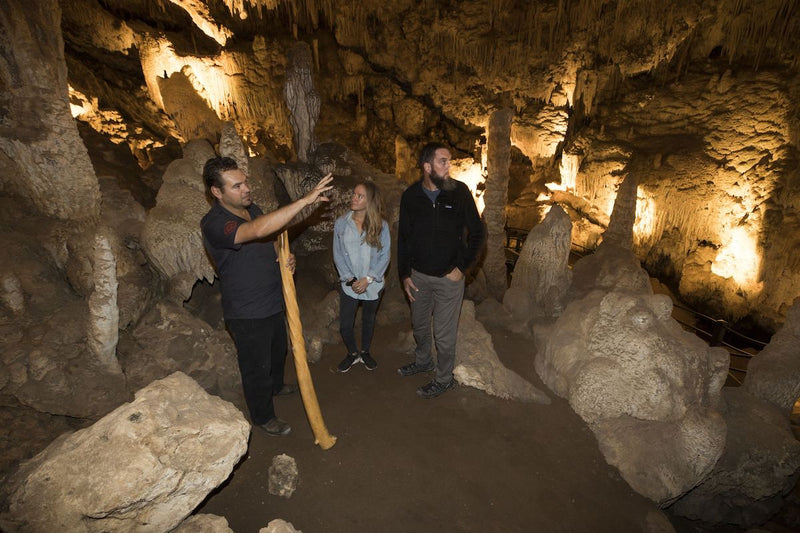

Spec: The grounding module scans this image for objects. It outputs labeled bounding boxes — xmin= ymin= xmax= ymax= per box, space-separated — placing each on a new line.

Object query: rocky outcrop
xmin=744 ymin=297 xmax=800 ymax=415
xmin=141 ymin=140 xmax=216 ymax=299
xmin=118 ymin=302 xmax=243 ymax=412
xmin=0 ymin=0 xmax=100 ymax=221
xmin=671 ymin=388 xmax=800 ymax=527
xmin=536 ymin=288 xmax=729 ymax=503
xmin=454 ymin=301 xmax=550 ymax=404
xmin=503 ymin=204 xmax=572 ymax=329
xmin=1 ymin=372 xmax=249 ymax=533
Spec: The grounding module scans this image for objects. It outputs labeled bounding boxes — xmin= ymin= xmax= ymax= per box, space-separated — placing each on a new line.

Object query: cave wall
xmin=0 ymin=0 xmax=99 ymax=220
xmin=20 ymin=0 xmax=800 ymax=329
xmin=550 ymin=67 xmax=800 ymax=330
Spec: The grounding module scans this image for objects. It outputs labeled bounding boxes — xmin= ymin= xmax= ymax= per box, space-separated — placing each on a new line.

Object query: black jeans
xmin=226 ymin=312 xmax=287 ymax=425
xmin=339 ymin=288 xmax=381 ymax=354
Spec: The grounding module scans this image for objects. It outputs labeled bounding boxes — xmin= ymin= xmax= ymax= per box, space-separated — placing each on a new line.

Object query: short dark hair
xmin=203 ymin=156 xmax=239 ymax=190
xmin=418 ymin=142 xmax=448 ymax=170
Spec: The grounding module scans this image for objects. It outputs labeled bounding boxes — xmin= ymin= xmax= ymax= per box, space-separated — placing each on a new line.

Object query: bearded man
xmin=396 ymin=142 xmax=485 ymax=398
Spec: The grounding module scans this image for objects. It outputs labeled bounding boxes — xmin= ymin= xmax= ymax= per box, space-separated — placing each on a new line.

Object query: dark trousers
xmin=226 ymin=312 xmax=287 ymax=425
xmin=339 ymin=288 xmax=381 ymax=354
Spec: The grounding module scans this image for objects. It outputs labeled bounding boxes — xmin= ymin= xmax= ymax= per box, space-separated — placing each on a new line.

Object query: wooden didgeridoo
xmin=277 ymin=230 xmax=337 ymax=450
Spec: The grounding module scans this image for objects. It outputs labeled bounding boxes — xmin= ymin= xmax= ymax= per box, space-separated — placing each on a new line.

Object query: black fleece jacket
xmin=397 ymin=178 xmax=485 ymax=280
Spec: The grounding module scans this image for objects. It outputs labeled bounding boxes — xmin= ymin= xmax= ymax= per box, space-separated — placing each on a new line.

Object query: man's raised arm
xmin=235 ymin=174 xmax=334 ymax=244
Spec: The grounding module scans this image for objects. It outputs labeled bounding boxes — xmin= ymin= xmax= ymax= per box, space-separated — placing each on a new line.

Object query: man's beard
xmin=429 ymin=170 xmax=455 ymax=191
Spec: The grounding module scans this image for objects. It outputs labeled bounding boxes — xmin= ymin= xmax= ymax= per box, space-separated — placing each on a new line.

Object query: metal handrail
xmin=503 ymin=227 xmax=772 ymax=384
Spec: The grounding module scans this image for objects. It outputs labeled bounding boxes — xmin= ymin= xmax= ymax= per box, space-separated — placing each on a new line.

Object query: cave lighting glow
xmin=711 ymin=225 xmax=763 ymax=289
xmin=450 ymin=158 xmax=485 ymax=215
xmin=140 ymin=38 xmax=236 ymax=118
xmin=165 ymin=0 xmax=232 ymax=45
xmin=548 ymin=152 xmax=580 ymax=192
xmin=633 ymin=186 xmax=656 ymax=245
xmin=69 ymin=85 xmax=93 ymax=118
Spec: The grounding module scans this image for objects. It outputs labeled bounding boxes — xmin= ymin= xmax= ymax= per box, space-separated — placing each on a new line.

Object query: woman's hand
xmin=352 ymin=277 xmax=369 ymax=294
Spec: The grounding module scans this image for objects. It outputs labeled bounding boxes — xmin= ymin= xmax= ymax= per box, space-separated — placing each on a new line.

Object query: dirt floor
xmin=193 ymin=252 xmax=800 ymax=533
xmin=198 ymin=306 xmax=673 ymax=532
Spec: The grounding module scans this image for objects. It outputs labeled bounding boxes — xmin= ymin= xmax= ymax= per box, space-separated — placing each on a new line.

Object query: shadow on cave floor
xmin=197 ymin=315 xmax=800 ymax=532
xmin=198 ymin=319 xmax=665 ymax=532
xmin=192 ymin=266 xmax=800 ymax=532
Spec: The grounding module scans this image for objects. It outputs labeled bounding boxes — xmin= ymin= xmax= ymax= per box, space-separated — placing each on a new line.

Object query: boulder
xmin=118 ymin=302 xmax=243 ymax=412
xmin=260 ymin=519 xmax=302 ymax=533
xmin=536 ymin=288 xmax=729 ymax=503
xmin=744 ymin=297 xmax=800 ymax=415
xmin=671 ymin=388 xmax=800 ymax=526
xmin=2 ymin=372 xmax=249 ymax=532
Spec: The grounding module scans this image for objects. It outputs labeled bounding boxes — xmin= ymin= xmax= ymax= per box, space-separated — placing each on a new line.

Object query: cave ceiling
xmin=57 ymin=0 xmax=800 ymax=171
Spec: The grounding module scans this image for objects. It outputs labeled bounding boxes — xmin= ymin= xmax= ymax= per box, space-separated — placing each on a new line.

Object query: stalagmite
xmin=504 ymin=204 xmax=573 ymax=326
xmin=219 ymin=121 xmax=249 ymax=175
xmin=284 ymin=42 xmax=319 ymax=163
xmin=484 ymin=108 xmax=514 ymax=301
xmin=602 ymin=172 xmax=637 ymax=250
xmin=87 ymin=231 xmax=122 ymax=374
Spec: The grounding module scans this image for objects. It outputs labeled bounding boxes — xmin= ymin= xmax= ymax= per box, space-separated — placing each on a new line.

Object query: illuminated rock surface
xmin=2 ymin=0 xmax=800 ymax=528
xmin=1 ymin=372 xmax=249 ymax=533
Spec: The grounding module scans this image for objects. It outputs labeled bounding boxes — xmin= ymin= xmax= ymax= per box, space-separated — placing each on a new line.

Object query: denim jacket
xmin=333 ymin=211 xmax=391 ymax=300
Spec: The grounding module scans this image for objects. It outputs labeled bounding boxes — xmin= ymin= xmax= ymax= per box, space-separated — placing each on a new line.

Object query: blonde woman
xmin=333 ymin=181 xmax=391 ymax=372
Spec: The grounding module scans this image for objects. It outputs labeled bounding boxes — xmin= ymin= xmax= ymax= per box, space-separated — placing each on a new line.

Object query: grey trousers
xmin=410 ymin=269 xmax=465 ymax=384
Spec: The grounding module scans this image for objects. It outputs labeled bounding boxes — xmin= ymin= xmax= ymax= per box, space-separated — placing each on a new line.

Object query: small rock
xmin=269 ymin=454 xmax=299 ymax=498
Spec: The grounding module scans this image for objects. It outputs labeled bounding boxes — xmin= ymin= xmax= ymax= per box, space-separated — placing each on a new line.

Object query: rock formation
xmin=141 ymin=140 xmax=217 ymax=300
xmin=284 ymin=41 xmax=320 ymax=163
xmin=744 ymin=297 xmax=800 ymax=415
xmin=670 ymin=388 xmax=800 ymax=526
xmin=2 ymin=372 xmax=249 ymax=532
xmin=269 ymin=454 xmax=299 ymax=498
xmin=484 ymin=108 xmax=514 ymax=301
xmin=454 ymin=301 xmax=550 ymax=404
xmin=0 ymin=0 xmax=100 ymax=221
xmin=219 ymin=121 xmax=249 ymax=175
xmin=535 ymin=174 xmax=729 ymax=504
xmin=503 ymin=204 xmax=573 ymax=329
xmin=87 ymin=230 xmax=121 ymax=373
xmin=536 ymin=288 xmax=729 ymax=503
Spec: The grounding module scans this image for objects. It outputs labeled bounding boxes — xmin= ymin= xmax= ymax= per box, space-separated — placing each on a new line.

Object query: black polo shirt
xmin=201 ymin=202 xmax=283 ymax=319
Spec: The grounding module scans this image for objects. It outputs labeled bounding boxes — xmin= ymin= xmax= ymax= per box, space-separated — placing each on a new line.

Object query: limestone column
xmin=484 ymin=108 xmax=514 ymax=301
xmin=601 ymin=172 xmax=637 ymax=250
xmin=0 ymin=0 xmax=99 ymax=220
xmin=284 ymin=42 xmax=319 ymax=163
